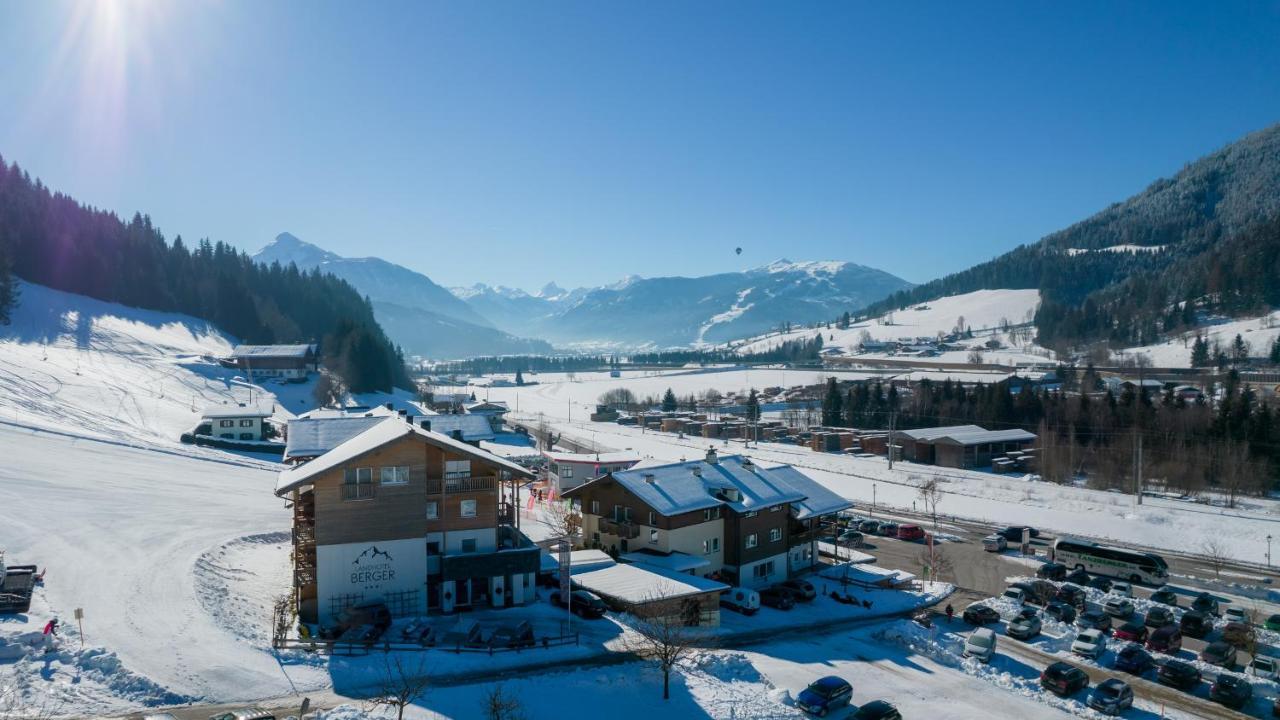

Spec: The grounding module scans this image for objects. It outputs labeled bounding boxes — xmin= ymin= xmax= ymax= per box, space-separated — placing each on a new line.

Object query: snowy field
xmin=482 ymin=370 xmax=1280 ymax=565
xmin=1113 ymin=309 xmax=1280 ymax=367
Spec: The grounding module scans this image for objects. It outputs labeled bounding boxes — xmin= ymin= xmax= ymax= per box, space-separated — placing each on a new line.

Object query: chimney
xmin=385 ymin=402 xmax=394 ymax=410
xmin=451 ymin=429 xmax=464 ymax=441
xmin=643 ymin=473 xmax=656 ymax=484
xmin=705 ymin=448 xmax=718 ymax=465
xmin=742 ymin=456 xmax=753 ymax=468
xmin=398 ymin=409 xmax=407 ymax=416
xmin=405 ymin=414 xmax=413 ymax=424
xmin=419 ymin=420 xmax=432 ymax=432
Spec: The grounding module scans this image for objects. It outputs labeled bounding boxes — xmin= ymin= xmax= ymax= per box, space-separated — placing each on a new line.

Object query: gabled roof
xmin=571 ymin=562 xmax=728 ymax=604
xmin=284 ymin=416 xmax=388 ymax=460
xmin=231 ymin=344 xmax=315 ymax=358
xmin=202 ymin=403 xmax=273 ymax=419
xmin=543 ymin=450 xmax=642 ymax=466
xmin=932 ymin=428 xmax=1037 ymax=446
xmin=898 ymin=424 xmax=985 ymax=442
xmin=275 ymin=418 xmax=533 ymax=495
xmin=418 ymin=414 xmax=495 ymax=442
xmin=765 ymin=465 xmax=854 ymax=520
xmin=464 ymin=401 xmax=509 ymax=413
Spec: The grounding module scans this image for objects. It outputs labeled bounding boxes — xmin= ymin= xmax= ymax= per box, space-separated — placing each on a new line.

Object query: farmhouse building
xmin=275 ymin=417 xmax=537 ymax=626
xmin=201 ymin=404 xmax=273 ymax=441
xmin=230 ymin=344 xmax=318 ymax=379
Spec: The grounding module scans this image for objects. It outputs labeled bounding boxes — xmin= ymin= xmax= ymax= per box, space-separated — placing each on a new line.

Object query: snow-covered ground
xmin=1114 ymin=309 xmax=1280 ymax=368
xmin=482 ymin=371 xmax=1280 ymax=565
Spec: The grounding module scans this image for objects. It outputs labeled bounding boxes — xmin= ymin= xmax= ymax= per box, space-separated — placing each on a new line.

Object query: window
xmin=426 ymin=501 xmax=438 ymax=520
xmin=770 ymin=528 xmax=782 ymax=543
xmin=384 ymin=589 xmax=420 ymax=616
xmin=427 ymin=541 xmax=440 ymax=554
xmin=590 ymin=500 xmax=600 ymax=515
xmin=239 ymin=419 xmax=254 ymax=427
xmin=219 ymin=419 xmax=234 ymax=428
xmin=745 ymin=533 xmax=758 ymax=549
xmin=460 ymin=499 xmax=477 ymax=518
xmin=343 ymin=467 xmax=374 ymax=500
xmin=752 ymin=560 xmax=775 ymax=580
xmin=559 ymin=465 xmax=573 ymax=478
xmin=461 ymin=538 xmax=477 ymax=553
xmin=445 ymin=460 xmax=472 ymax=480
xmin=703 ymin=507 xmax=721 ymax=521
xmin=380 ymin=466 xmax=409 ymax=485
xmin=648 ymin=511 xmax=656 ymax=526
xmin=649 ymin=528 xmax=659 ymax=544
xmin=239 ymin=432 xmax=253 ymax=440
xmin=623 ymin=507 xmax=633 ymax=521
xmin=613 ymin=504 xmax=623 ymax=521
xmin=702 ymin=537 xmax=720 ymax=554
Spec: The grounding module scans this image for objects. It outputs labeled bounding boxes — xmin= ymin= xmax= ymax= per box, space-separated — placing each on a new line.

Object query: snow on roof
xmin=543 ymin=450 xmax=642 ymax=466
xmin=899 ymin=425 xmax=986 ymax=441
xmin=765 ymin=465 xmax=854 ymax=520
xmin=202 ymin=403 xmax=273 ymax=419
xmin=298 ymin=405 xmax=397 ymax=419
xmin=464 ymin=400 xmax=509 ymax=412
xmin=284 ymin=416 xmax=388 ymax=460
xmin=933 ymin=428 xmax=1037 ymax=446
xmin=572 ymin=562 xmax=728 ymax=604
xmin=607 ymin=454 xmax=807 ymax=516
xmin=817 ymin=561 xmax=915 ymax=586
xmin=418 ymin=414 xmax=495 ymax=442
xmin=620 ymin=550 xmax=711 ymax=573
xmin=540 ymin=549 xmax=615 ymax=575
xmin=275 ymin=417 xmax=532 ymax=495
xmin=231 ymin=344 xmax=314 ymax=358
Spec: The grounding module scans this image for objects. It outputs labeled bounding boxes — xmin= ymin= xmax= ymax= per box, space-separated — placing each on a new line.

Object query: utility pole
xmin=887 ymin=410 xmax=897 ymax=470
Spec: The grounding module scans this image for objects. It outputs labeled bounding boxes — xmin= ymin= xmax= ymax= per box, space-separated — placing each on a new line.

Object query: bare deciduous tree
xmin=312 ymin=370 xmax=346 ymax=407
xmin=967 ymin=349 xmax=984 ymax=365
xmin=916 ymin=543 xmax=955 ymax=583
xmin=540 ymin=500 xmax=581 ymax=543
xmin=916 ymin=477 xmax=944 ymax=530
xmin=482 ymin=684 xmax=526 ymax=720
xmin=367 ymin=655 xmax=431 ymax=720
xmin=622 ymin=593 xmax=708 ymax=700
xmin=1200 ymin=537 xmax=1229 ymax=579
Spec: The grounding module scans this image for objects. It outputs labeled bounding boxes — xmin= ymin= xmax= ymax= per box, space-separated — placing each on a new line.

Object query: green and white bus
xmin=1052 ymin=538 xmax=1169 ymax=585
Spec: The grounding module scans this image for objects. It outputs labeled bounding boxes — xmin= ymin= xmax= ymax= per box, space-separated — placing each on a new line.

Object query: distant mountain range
xmin=254 ymin=234 xmax=911 ymax=355
xmin=859 ymin=123 xmax=1280 ymax=351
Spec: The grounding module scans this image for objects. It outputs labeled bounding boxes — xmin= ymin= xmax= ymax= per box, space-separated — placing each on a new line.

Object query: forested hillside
xmin=859 ymin=123 xmax=1280 ymax=351
xmin=0 ymin=155 xmax=409 ymax=392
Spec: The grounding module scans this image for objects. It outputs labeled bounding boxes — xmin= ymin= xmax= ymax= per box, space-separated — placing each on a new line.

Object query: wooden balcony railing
xmin=424 ymin=475 xmax=496 ymax=494
xmin=598 ymin=518 xmax=640 ymax=540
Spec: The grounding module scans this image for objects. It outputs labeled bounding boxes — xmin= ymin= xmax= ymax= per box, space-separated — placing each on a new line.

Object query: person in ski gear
xmin=945 ymin=604 xmax=955 ymax=622
xmin=42 ymin=618 xmax=59 ymax=651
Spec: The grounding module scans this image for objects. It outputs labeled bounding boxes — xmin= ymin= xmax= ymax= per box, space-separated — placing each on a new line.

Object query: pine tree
xmin=745 ymin=388 xmax=760 ymax=422
xmin=1270 ymin=337 xmax=1280 ymax=365
xmin=1190 ymin=335 xmax=1210 ymax=368
xmin=0 ymin=244 xmax=16 ymax=325
xmin=821 ymin=377 xmax=843 ymax=426
xmin=515 ymin=369 xmax=524 ymax=386
xmin=661 ymin=388 xmax=677 ymax=412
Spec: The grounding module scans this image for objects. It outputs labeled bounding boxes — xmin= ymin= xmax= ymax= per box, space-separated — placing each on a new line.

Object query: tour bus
xmin=1052 ymin=538 xmax=1168 ymax=585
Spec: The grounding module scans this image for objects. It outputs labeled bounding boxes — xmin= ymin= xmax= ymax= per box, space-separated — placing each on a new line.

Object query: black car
xmin=1087 ymin=576 xmax=1113 ymax=593
xmin=778 ymin=579 xmax=817 ymax=601
xmin=963 ymin=604 xmax=1001 ymax=625
xmin=1054 ymin=584 xmax=1088 ymax=610
xmin=1040 ymin=661 xmax=1089 ymax=696
xmin=1190 ymin=592 xmax=1220 ymax=617
xmin=550 ymin=589 xmax=607 ymax=619
xmin=997 ymin=526 xmax=1040 ymax=542
xmin=1149 ymin=586 xmax=1179 ymax=607
xmin=1156 ymin=659 xmax=1201 ymax=691
xmin=1143 ymin=606 xmax=1175 ymax=629
xmin=1113 ymin=644 xmax=1155 ymax=675
xmin=1210 ymin=674 xmax=1252 ymax=710
xmin=1064 ymin=568 xmax=1092 ymax=586
xmin=324 ymin=601 xmax=392 ymax=639
xmin=1076 ymin=609 xmax=1113 ymax=633
xmin=488 ymin=620 xmax=536 ymax=649
xmin=1044 ymin=601 xmax=1078 ymax=624
xmin=1036 ymin=562 xmax=1067 ymax=581
xmin=1199 ymin=640 xmax=1238 ymax=669
xmin=760 ymin=586 xmax=797 ymax=611
xmin=852 ymin=700 xmax=902 ymax=720
xmin=1179 ymin=610 xmax=1211 ymax=639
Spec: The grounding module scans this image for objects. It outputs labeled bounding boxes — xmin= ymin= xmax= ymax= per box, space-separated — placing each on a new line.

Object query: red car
xmin=897 ymin=524 xmax=925 ymax=541
xmin=1113 ymin=620 xmax=1148 ymax=644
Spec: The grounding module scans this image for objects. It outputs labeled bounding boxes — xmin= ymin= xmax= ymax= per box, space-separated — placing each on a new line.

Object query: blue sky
xmin=2 ymin=2 xmax=1279 ymax=291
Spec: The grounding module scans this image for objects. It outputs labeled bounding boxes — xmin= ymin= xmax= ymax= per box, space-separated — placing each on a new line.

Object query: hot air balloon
xmin=735 ymin=247 xmax=742 ymax=256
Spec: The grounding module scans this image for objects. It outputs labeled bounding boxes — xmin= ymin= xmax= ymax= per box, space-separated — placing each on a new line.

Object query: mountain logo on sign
xmin=353 ymin=545 xmax=393 ymax=566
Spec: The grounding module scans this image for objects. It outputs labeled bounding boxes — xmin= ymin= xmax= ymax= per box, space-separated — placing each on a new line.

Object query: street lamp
xmin=1268 ymin=534 xmax=1273 ymax=569
xmin=872 ymin=483 xmax=877 ymax=519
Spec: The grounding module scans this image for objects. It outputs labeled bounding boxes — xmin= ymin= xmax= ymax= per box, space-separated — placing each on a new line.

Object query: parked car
xmin=1001 ymin=587 xmax=1026 ymax=605
xmin=1040 ymin=661 xmax=1089 ymax=696
xmin=796 ymin=675 xmax=853 ymax=717
xmin=1247 ymin=655 xmax=1279 ymax=682
xmin=837 ymin=530 xmax=865 ymax=548
xmin=852 ymin=700 xmax=902 ymax=720
xmin=778 ymin=579 xmax=817 ymax=601
xmin=982 ymin=534 xmax=1008 ymax=552
xmin=488 ymin=620 xmax=535 ymax=649
xmin=1064 ymin=568 xmax=1092 ymax=586
xmin=399 ymin=619 xmax=437 ymax=645
xmin=1010 ymin=580 xmax=1056 ymax=606
xmin=1224 ymin=606 xmax=1250 ymax=624
xmin=760 ymin=586 xmax=797 ymax=611
xmin=1222 ymin=621 xmax=1252 ymax=647
xmin=1109 ymin=581 xmax=1132 ymax=597
xmin=323 ymin=601 xmax=392 ymax=639
xmin=441 ymin=620 xmax=485 ymax=647
xmin=1210 ymin=674 xmax=1253 ymax=710
xmin=550 ymin=589 xmax=607 ymax=619
xmin=963 ymin=604 xmax=1001 ymax=626
xmin=1266 ymin=613 xmax=1280 ymax=632
xmin=1087 ymin=678 xmax=1134 ymax=716
xmin=964 ymin=627 xmax=998 ymax=663
xmin=1037 ymin=562 xmax=1067 ymax=581
xmin=721 ymin=587 xmax=761 ymax=615
xmin=1191 ymin=592 xmax=1220 ymax=617
xmin=1076 ymin=609 xmax=1113 ymax=633
xmin=1149 ymin=586 xmax=1179 ymax=607
xmin=1199 ymin=640 xmax=1238 ymax=669
xmin=1102 ymin=598 xmax=1134 ymax=619
xmin=1143 ymin=607 xmax=1175 ymax=629
xmin=1156 ymin=659 xmax=1201 ymax=691
xmin=208 ymin=710 xmax=275 ymax=720
xmin=1145 ymin=625 xmax=1182 ymax=654
xmin=1179 ymin=610 xmax=1211 ymax=639
xmin=858 ymin=520 xmax=882 ymax=534
xmin=1087 ymin=576 xmax=1113 ymax=594
xmin=1072 ymin=628 xmax=1107 ymax=659
xmin=1054 ymin=584 xmax=1088 ymax=610
xmin=1113 ymin=644 xmax=1155 ymax=675
xmin=1112 ymin=620 xmax=1148 ymax=644
xmin=997 ymin=525 xmax=1040 ymax=542
xmin=1007 ymin=611 xmax=1042 ymax=640
xmin=1044 ymin=601 xmax=1077 ymax=624
xmin=877 ymin=522 xmax=899 ymax=537
xmin=897 ymin=524 xmax=925 ymax=541
xmin=335 ymin=623 xmax=383 ymax=647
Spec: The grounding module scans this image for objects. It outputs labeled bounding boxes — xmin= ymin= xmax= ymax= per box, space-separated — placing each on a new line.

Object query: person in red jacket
xmin=41 ymin=618 xmax=59 ymax=651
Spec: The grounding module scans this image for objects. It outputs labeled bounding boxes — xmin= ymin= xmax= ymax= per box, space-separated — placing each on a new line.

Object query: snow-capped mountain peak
xmin=255 ymin=232 xmax=340 ymax=267
xmin=756 ymin=258 xmax=850 ymax=276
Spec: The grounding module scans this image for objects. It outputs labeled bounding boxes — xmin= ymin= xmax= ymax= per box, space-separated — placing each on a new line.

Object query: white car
xmin=1103 ymin=597 xmax=1134 ymax=618
xmin=1071 ymin=628 xmax=1107 ymax=659
xmin=1002 ymin=588 xmax=1026 ymax=605
xmin=1224 ymin=607 xmax=1250 ymax=624
xmin=982 ymin=535 xmax=1007 ymax=552
xmin=1109 ymin=582 xmax=1132 ymax=598
xmin=964 ymin=627 xmax=997 ymax=663
xmin=1246 ymin=655 xmax=1278 ymax=682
